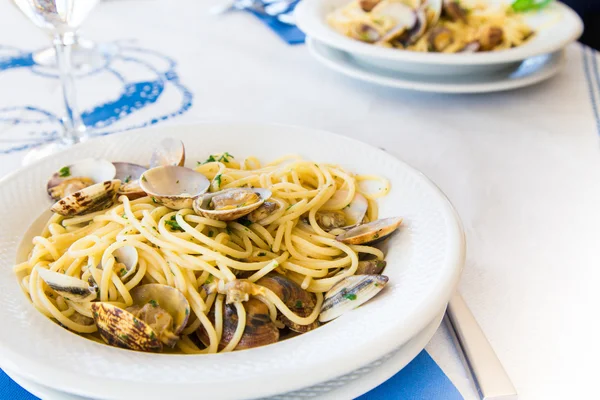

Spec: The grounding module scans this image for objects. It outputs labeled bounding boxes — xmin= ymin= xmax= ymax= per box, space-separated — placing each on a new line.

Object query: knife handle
xmin=446 ymin=292 xmax=518 ymax=400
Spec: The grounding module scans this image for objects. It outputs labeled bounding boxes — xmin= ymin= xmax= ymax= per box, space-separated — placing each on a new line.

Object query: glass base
xmin=21 ymin=141 xmax=76 ymax=166
xmin=32 ymin=39 xmax=118 ymax=71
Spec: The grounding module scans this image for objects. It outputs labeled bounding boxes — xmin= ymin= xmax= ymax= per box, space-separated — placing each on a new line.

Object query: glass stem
xmin=53 ymin=33 xmax=87 ymax=145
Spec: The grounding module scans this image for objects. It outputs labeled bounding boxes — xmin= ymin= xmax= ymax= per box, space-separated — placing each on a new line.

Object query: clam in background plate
xmin=295 ymin=0 xmax=582 ymax=76
xmin=0 ymin=123 xmax=465 ymax=400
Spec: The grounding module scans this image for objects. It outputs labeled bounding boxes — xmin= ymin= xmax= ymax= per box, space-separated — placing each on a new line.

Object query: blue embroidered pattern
xmin=0 ymin=40 xmax=193 ymax=154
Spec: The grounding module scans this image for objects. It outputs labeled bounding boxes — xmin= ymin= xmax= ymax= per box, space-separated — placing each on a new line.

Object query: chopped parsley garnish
xmin=149 ymin=331 xmax=156 ymax=340
xmin=151 ymin=197 xmax=158 ymax=203
xmin=148 ymin=299 xmax=158 ymax=307
xmin=218 ymin=152 xmax=234 ymax=163
xmin=185 ymin=308 xmax=190 ymax=316
xmin=165 ymin=215 xmax=184 ymax=232
xmin=58 ymin=166 xmax=70 ymax=177
xmin=119 ymin=268 xmax=127 ymax=276
xmin=208 ymin=230 xmax=214 ymax=237
xmin=295 ymin=300 xmax=304 ymax=308
xmin=120 ymin=334 xmax=129 ymax=340
xmin=286 ymin=204 xmax=294 ymax=211
xmin=257 ymin=252 xmax=266 ymax=257
xmin=141 ymin=175 xmax=147 ymax=182
xmin=374 ymin=283 xmax=380 ymax=287
xmin=124 ymin=175 xmax=132 ymax=183
xmin=122 ymin=213 xmax=127 ymax=219
xmin=239 ymin=219 xmax=252 ymax=227
xmin=343 ymin=293 xmax=357 ymax=301
xmin=373 ymin=233 xmax=380 ymax=239
xmin=226 ymin=226 xmax=232 ymax=235
xmin=200 ymin=155 xmax=217 ymax=165
xmin=214 ymin=174 xmax=222 ymax=188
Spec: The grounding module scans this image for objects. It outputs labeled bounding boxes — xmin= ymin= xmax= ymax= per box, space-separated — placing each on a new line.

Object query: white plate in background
xmin=307 ymin=37 xmax=565 ymax=93
xmin=296 ymin=0 xmax=582 ymax=76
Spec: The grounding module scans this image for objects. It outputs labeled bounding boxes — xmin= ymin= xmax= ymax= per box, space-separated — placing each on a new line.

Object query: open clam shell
xmin=91 ymin=284 xmax=190 ymax=352
xmin=318 ymin=191 xmax=368 ymax=231
xmin=319 ymin=275 xmax=388 ymax=323
xmin=140 ymin=166 xmax=210 ymax=210
xmin=193 ymin=188 xmax=272 ymax=222
xmin=37 ymin=267 xmax=97 ymax=302
xmin=47 ymin=158 xmax=116 ymax=201
xmin=112 ymin=245 xmax=139 ymax=280
xmin=356 ymin=260 xmax=386 ymax=275
xmin=149 ymin=138 xmax=185 ymax=168
xmin=198 ymin=298 xmax=279 ymax=351
xmin=256 ymin=273 xmax=320 ymax=333
xmin=51 ymin=180 xmax=121 ymax=217
xmin=113 ymin=162 xmax=147 ymax=200
xmin=335 ymin=217 xmax=402 ymax=245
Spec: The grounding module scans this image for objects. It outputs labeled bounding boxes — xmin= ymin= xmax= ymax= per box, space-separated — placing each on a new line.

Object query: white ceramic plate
xmin=0 ymin=123 xmax=465 ymax=400
xmin=3 ymin=308 xmax=447 ymax=400
xmin=307 ymin=37 xmax=565 ymax=93
xmin=296 ymin=0 xmax=582 ymax=76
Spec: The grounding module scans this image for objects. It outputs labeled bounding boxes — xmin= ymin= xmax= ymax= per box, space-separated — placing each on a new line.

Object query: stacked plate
xmin=295 ymin=0 xmax=583 ymax=93
xmin=0 ymin=123 xmax=465 ymax=399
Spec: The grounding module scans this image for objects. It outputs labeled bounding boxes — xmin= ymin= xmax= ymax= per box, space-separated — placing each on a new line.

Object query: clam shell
xmin=140 ymin=166 xmax=210 ymax=210
xmin=335 ymin=217 xmax=402 ymax=245
xmin=37 ymin=267 xmax=97 ymax=302
xmin=256 ymin=273 xmax=320 ymax=333
xmin=319 ymin=275 xmax=388 ymax=322
xmin=149 ymin=138 xmax=185 ymax=168
xmin=51 ymin=180 xmax=121 ymax=217
xmin=193 ymin=188 xmax=272 ymax=222
xmin=113 ymin=162 xmax=147 ymax=200
xmin=355 ymin=260 xmax=386 ymax=275
xmin=91 ymin=303 xmax=162 ymax=352
xmin=130 ymin=284 xmax=190 ymax=336
xmin=47 ymin=158 xmax=116 ymax=200
xmin=112 ymin=245 xmax=138 ymax=281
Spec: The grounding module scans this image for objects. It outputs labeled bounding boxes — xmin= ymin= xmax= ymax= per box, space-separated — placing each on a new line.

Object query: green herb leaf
xmin=343 ymin=293 xmax=357 ymax=301
xmin=239 ymin=219 xmax=252 ymax=227
xmin=286 ymin=204 xmax=294 ymax=211
xmin=124 ymin=175 xmax=131 ymax=183
xmin=295 ymin=300 xmax=304 ymax=308
xmin=511 ymin=0 xmax=552 ymax=12
xmin=201 ymin=155 xmax=217 ymax=164
xmin=214 ymin=174 xmax=222 ymax=188
xmin=141 ymin=174 xmax=147 ymax=182
xmin=226 ymin=226 xmax=232 ymax=235
xmin=149 ymin=299 xmax=158 ymax=307
xmin=151 ymin=197 xmax=158 ymax=203
xmin=119 ymin=268 xmax=127 ymax=277
xmin=58 ymin=166 xmax=70 ymax=177
xmin=165 ymin=217 xmax=184 ymax=232
xmin=218 ymin=152 xmax=235 ymax=163
xmin=208 ymin=230 xmax=214 ymax=238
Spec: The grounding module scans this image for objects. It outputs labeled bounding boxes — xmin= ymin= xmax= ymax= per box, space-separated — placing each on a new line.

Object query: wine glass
xmin=12 ymin=0 xmax=100 ymax=164
xmin=32 ymin=33 xmax=118 ymax=71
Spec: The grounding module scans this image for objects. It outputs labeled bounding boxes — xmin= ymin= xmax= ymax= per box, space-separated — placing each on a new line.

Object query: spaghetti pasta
xmin=15 ymin=151 xmax=398 ymax=354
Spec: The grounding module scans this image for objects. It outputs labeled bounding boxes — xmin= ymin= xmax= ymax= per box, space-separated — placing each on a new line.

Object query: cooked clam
xmin=37 ymin=267 xmax=97 ymax=302
xmin=193 ymin=188 xmax=272 ymax=222
xmin=442 ymin=0 xmax=467 ymax=23
xmin=318 ymin=191 xmax=368 ymax=231
xmin=350 ymin=22 xmax=381 ymax=43
xmin=91 ymin=284 xmax=190 ymax=352
xmin=111 ymin=245 xmax=138 ymax=280
xmin=256 ymin=274 xmax=319 ymax=333
xmin=149 ymin=138 xmax=185 ymax=168
xmin=319 ymin=274 xmax=388 ymax=322
xmin=356 ymin=259 xmax=386 ymax=275
xmin=359 ymin=0 xmax=381 ymax=12
xmin=47 ymin=158 xmax=116 ymax=200
xmin=113 ymin=162 xmax=147 ymax=200
xmin=198 ymin=298 xmax=279 ymax=351
xmin=428 ymin=26 xmax=454 ymax=51
xmin=479 ymin=26 xmax=504 ymax=51
xmin=140 ymin=166 xmax=210 ymax=210
xmin=51 ymin=180 xmax=121 ymax=217
xmin=247 ymin=200 xmax=281 ymax=224
xmin=335 ymin=217 xmax=402 ymax=245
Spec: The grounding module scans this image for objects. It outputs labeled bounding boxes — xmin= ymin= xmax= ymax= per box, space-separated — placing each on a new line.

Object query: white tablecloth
xmin=1 ymin=1 xmax=598 ymax=399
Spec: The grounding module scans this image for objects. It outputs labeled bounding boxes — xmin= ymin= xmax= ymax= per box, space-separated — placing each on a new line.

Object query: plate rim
xmin=295 ymin=0 xmax=583 ymax=66
xmin=306 ymin=37 xmax=566 ymax=93
xmin=0 ymin=122 xmax=466 ymax=399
